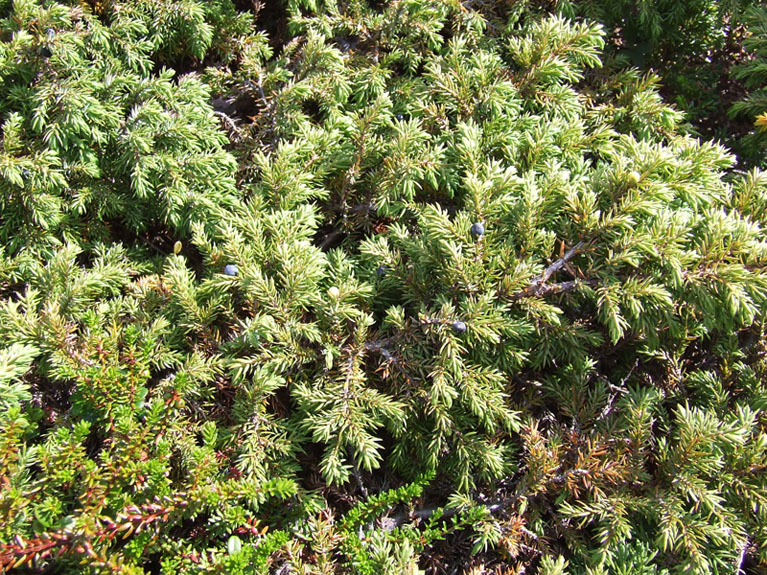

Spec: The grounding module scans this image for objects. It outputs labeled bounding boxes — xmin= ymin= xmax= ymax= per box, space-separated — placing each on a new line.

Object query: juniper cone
xmin=470 ymin=222 xmax=485 ymax=237
xmin=451 ymin=320 xmax=467 ymax=334
xmin=223 ymin=264 xmax=238 ymax=276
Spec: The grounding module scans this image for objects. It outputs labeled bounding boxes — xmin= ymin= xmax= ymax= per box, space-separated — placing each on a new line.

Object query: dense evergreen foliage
xmin=1 ymin=0 xmax=766 ymax=573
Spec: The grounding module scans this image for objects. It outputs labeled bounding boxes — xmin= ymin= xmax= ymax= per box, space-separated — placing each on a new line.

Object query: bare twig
xmin=364 ymin=339 xmax=395 ymax=363
xmin=244 ymin=74 xmax=278 ymax=139
xmin=214 ymin=110 xmax=242 ymax=141
xmin=511 ymin=241 xmax=589 ymax=299
xmin=352 ymin=465 xmax=369 ymax=499
xmin=537 ymin=241 xmax=585 ymax=285
xmin=597 ymin=359 xmax=638 ymax=422
xmin=516 ymin=278 xmax=598 ymax=299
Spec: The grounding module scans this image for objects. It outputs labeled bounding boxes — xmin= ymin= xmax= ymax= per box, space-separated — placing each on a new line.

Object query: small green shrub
xmin=730 ymin=5 xmax=767 ymax=166
xmin=1 ymin=0 xmax=766 ymax=573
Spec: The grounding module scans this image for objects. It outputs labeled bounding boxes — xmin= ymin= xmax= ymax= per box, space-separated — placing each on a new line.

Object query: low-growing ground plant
xmin=1 ymin=0 xmax=766 ymax=573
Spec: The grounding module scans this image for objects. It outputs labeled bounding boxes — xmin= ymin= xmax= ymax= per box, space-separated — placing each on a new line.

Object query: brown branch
xmin=214 ymin=110 xmax=242 ymax=142
xmin=386 ymin=495 xmax=519 ymax=530
xmin=539 ymin=241 xmax=586 ymax=284
xmin=365 ymin=338 xmax=416 ymax=388
xmin=511 ymin=241 xmax=590 ymax=299
xmin=523 ymin=278 xmax=598 ymax=299
xmin=0 ymin=532 xmax=72 ymax=570
xmin=0 ymin=498 xmax=187 ymax=570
